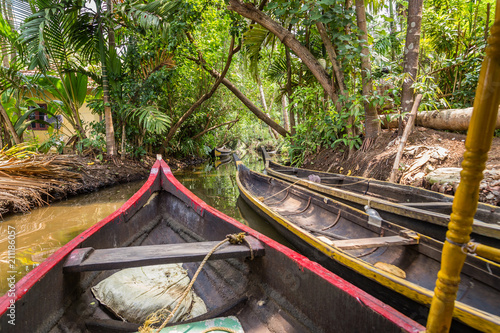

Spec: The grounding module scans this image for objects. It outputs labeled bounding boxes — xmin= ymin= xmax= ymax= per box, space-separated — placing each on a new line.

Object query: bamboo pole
xmin=389 ymin=94 xmax=422 ymax=183
xmin=426 ymin=2 xmax=500 ymax=332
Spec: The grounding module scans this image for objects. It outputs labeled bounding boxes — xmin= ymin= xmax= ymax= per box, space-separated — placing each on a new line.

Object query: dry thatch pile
xmin=0 ymin=144 xmax=83 ymax=215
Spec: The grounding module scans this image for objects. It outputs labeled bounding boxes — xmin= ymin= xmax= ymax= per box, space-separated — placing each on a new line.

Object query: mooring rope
xmin=139 ymin=233 xmax=252 ymax=333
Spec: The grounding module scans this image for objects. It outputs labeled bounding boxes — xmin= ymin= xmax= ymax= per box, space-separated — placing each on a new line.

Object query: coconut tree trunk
xmin=355 ymin=0 xmax=380 ymax=149
xmin=97 ymin=1 xmax=116 ymax=156
xmin=1 ymin=0 xmax=14 ymax=66
xmin=0 ymin=101 xmax=21 ymax=145
xmin=400 ymin=0 xmax=423 ymax=136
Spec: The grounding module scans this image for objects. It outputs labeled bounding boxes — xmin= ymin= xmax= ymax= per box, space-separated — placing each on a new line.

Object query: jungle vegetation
xmin=0 ymin=0 xmax=495 ymax=165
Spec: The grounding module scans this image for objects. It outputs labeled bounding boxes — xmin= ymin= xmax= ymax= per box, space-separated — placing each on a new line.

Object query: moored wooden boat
xmin=261 ymin=147 xmax=500 ymax=247
xmin=214 ymin=154 xmax=232 ymax=168
xmin=0 ymin=158 xmax=424 ymax=333
xmin=210 ymin=146 xmax=232 ymax=158
xmin=235 ymin=156 xmax=500 ymax=332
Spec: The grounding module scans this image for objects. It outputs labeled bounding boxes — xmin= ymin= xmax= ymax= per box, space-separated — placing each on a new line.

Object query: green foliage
xmin=76 ymin=121 xmax=107 ymax=154
xmin=39 ymin=133 xmax=65 ymax=153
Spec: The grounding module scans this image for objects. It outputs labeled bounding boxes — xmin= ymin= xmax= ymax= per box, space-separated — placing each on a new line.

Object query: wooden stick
xmin=389 ymin=94 xmax=423 ymax=183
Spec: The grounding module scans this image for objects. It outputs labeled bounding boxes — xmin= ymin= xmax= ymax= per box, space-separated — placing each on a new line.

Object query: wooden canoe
xmin=0 ymin=158 xmax=424 ymax=333
xmin=211 ymin=146 xmax=232 ymax=158
xmin=235 ymin=156 xmax=500 ymax=332
xmin=261 ymin=147 xmax=500 ymax=247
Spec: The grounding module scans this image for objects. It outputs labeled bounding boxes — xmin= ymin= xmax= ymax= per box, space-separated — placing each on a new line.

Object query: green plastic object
xmin=154 ymin=316 xmax=244 ymax=333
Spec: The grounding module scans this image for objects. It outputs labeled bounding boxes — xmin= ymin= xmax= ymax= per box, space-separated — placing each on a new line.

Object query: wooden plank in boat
xmin=63 ymin=237 xmax=265 ymax=273
xmin=400 ymin=202 xmax=453 ymax=208
xmin=318 ymin=235 xmax=419 ymax=250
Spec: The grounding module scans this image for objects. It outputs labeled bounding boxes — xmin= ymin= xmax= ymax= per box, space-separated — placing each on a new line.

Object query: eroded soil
xmin=303 ymin=127 xmax=500 ymax=205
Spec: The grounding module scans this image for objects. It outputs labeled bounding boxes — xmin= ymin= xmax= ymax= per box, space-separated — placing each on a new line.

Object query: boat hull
xmin=236 ymin=158 xmax=500 ymax=333
xmin=0 ymin=160 xmax=424 ymax=333
xmin=261 ymin=148 xmax=500 ymax=247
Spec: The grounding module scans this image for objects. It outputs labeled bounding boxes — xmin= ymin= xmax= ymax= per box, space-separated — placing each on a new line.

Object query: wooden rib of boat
xmin=0 ymin=158 xmax=424 ymax=333
xmin=235 ymin=155 xmax=500 ymax=333
xmin=211 ymin=146 xmax=232 ymax=158
xmin=261 ymin=147 xmax=500 ymax=247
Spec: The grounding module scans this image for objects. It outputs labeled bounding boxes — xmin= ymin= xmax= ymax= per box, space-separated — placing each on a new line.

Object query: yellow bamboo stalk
xmin=426 ymin=2 xmax=500 ymax=332
xmin=471 ymin=243 xmax=500 ymax=263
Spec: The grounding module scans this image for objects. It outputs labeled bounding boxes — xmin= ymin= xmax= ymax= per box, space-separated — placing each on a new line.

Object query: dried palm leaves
xmin=0 ymin=144 xmax=83 ymax=215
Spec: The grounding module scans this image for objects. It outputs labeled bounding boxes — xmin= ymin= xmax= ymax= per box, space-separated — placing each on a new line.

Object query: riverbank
xmin=0 ymin=154 xmax=206 ymax=217
xmin=302 ymin=127 xmax=500 ymax=206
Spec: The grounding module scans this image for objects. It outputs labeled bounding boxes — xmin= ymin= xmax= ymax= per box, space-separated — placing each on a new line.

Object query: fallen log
xmin=380 ymin=106 xmax=500 ymax=131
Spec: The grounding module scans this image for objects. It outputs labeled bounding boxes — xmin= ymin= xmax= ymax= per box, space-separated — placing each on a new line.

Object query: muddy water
xmin=0 ymin=155 xmax=287 ymax=295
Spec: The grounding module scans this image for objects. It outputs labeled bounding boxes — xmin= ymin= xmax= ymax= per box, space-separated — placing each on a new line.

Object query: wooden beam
xmin=318 ymin=234 xmax=419 ymax=250
xmin=400 ymin=202 xmax=453 ymax=208
xmin=64 ymin=237 xmax=264 ymax=273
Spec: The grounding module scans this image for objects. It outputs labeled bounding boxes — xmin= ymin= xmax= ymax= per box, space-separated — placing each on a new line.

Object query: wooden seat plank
xmin=64 ymin=237 xmax=264 ymax=273
xmin=318 ymin=235 xmax=419 ymax=250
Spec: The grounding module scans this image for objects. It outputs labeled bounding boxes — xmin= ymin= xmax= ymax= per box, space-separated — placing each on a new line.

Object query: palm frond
xmin=266 ymin=56 xmax=288 ymax=83
xmin=134 ymin=105 xmax=171 ymax=135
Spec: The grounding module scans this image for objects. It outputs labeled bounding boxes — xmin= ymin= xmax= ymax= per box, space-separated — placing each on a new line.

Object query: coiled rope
xmin=139 ymin=233 xmax=252 ymax=333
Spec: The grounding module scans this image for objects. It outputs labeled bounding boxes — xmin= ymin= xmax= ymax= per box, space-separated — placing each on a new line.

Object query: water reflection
xmin=0 ymin=154 xmax=287 ymax=295
xmin=0 ymin=181 xmax=145 ymax=294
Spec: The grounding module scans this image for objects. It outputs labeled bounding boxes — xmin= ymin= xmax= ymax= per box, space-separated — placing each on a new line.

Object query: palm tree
xmin=20 ymin=0 xmax=116 ymax=153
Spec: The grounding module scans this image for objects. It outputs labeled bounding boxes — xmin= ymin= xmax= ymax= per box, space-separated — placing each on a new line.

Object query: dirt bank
xmin=0 ymin=154 xmax=207 ymax=217
xmin=302 ymin=127 xmax=500 ymax=206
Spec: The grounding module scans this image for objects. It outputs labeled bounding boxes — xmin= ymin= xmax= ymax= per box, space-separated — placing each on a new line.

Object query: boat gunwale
xmin=236 ymin=161 xmax=500 ymax=331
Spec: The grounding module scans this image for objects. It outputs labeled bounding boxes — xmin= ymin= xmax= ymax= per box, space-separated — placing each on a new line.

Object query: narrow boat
xmin=261 ymin=147 xmax=500 ymax=247
xmin=0 ymin=157 xmax=424 ymax=333
xmin=214 ymin=154 xmax=232 ymax=168
xmin=235 ymin=155 xmax=500 ymax=332
xmin=210 ymin=146 xmax=232 ymax=158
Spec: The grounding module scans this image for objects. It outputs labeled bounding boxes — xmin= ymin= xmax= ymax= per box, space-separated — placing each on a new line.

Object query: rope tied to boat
xmin=139 ymin=233 xmax=253 ymax=333
xmin=445 ymin=237 xmax=477 ymax=255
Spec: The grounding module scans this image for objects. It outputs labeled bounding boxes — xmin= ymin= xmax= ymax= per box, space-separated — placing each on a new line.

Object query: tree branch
xmin=192 ymin=118 xmax=239 ymax=140
xmin=187 ymin=33 xmax=290 ymax=137
xmin=163 ymin=33 xmax=236 ymax=146
xmin=227 ymin=0 xmax=335 ymax=102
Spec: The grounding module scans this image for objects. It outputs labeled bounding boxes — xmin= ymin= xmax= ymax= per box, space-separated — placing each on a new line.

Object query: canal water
xmin=0 ymin=154 xmax=288 ymax=295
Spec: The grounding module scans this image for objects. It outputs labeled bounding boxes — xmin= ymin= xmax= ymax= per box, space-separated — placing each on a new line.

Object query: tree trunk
xmin=315 ymin=22 xmax=343 ymax=102
xmin=227 ymin=0 xmax=335 ymax=101
xmin=400 ymin=0 xmax=423 ymax=136
xmin=97 ymin=1 xmax=116 ymax=155
xmin=258 ymin=82 xmax=268 ymax=111
xmin=285 ymin=46 xmax=296 ymax=136
xmin=355 ymin=0 xmax=380 ymax=149
xmin=121 ymin=121 xmax=126 ymax=160
xmin=1 ymin=0 xmax=14 ymax=66
xmin=282 ymin=94 xmax=290 ymax=132
xmin=0 ymin=101 xmax=21 ymax=145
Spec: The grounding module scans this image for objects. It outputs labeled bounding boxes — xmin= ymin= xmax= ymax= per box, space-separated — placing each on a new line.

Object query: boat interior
xmin=41 ymin=179 xmax=417 ymax=333
xmin=238 ymin=165 xmax=500 ymax=324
